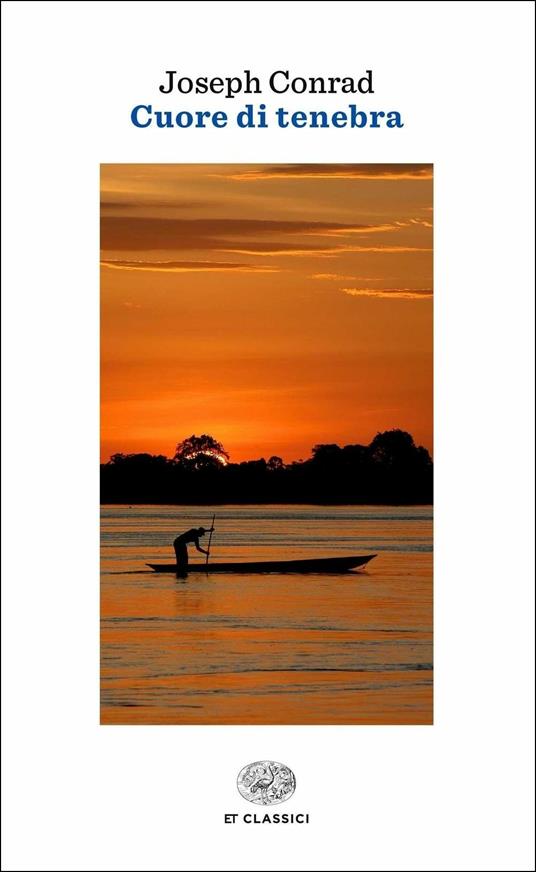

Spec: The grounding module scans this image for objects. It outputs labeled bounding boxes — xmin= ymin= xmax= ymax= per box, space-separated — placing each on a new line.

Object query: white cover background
xmin=2 ymin=2 xmax=534 ymax=870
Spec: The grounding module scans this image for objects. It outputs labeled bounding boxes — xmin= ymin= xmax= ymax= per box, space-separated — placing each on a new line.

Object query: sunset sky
xmin=101 ymin=164 xmax=433 ymax=463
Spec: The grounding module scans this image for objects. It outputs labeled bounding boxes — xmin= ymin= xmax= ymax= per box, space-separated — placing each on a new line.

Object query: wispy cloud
xmin=307 ymin=223 xmax=400 ymax=236
xmin=344 ymin=246 xmax=431 ymax=252
xmin=101 ymin=260 xmax=279 ymax=273
xmin=100 ymin=216 xmax=406 ymax=252
xmin=342 ymin=287 xmax=433 ymax=300
xmin=101 ymin=216 xmax=433 ymax=260
xmin=313 ymin=274 xmax=390 ymax=281
xmin=223 ymin=245 xmax=431 ymax=258
xmin=100 ymin=199 xmax=208 ymax=211
xmin=394 ymin=217 xmax=433 ymax=229
xmin=225 ymin=164 xmax=433 ymax=181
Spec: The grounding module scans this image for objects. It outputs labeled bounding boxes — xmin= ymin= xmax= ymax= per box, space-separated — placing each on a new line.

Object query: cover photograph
xmin=100 ymin=162 xmax=433 ymax=725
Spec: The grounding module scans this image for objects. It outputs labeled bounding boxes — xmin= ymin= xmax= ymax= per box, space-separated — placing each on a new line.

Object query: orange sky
xmin=101 ymin=164 xmax=433 ymax=463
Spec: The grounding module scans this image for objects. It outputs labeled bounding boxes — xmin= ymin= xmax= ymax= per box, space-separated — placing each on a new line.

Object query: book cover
xmin=3 ymin=3 xmax=534 ymax=871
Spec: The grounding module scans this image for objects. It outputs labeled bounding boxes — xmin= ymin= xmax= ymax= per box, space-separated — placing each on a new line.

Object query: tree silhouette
xmin=267 ymin=455 xmax=285 ymax=471
xmin=101 ymin=430 xmax=433 ymax=504
xmin=173 ymin=434 xmax=230 ymax=471
xmin=369 ymin=429 xmax=417 ymax=467
xmin=311 ymin=443 xmax=342 ymax=465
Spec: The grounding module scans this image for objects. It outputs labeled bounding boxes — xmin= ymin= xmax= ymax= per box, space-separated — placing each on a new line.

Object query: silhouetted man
xmin=173 ymin=526 xmax=213 ymax=574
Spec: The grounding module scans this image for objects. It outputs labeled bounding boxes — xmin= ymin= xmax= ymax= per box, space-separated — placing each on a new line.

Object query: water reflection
xmin=101 ymin=505 xmax=433 ymax=724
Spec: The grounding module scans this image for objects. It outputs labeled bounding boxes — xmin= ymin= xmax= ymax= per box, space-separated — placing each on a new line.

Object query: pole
xmin=205 ymin=513 xmax=216 ymax=567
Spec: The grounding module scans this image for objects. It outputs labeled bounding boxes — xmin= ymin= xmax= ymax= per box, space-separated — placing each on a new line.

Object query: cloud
xmin=313 ymin=274 xmax=391 ymax=281
xmin=341 ymin=287 xmax=433 ymax=300
xmin=101 ymin=216 xmax=431 ymax=258
xmin=224 ymin=164 xmax=433 ymax=181
xmin=100 ymin=216 xmax=406 ymax=252
xmin=101 ymin=199 xmax=209 ymax=211
xmin=101 ymin=260 xmax=279 ymax=273
xmin=394 ymin=218 xmax=433 ymax=229
xmin=221 ymin=245 xmax=431 ymax=258
xmin=308 ymin=223 xmax=400 ymax=236
xmin=341 ymin=246 xmax=431 ymax=252
xmin=223 ymin=246 xmax=337 ymax=257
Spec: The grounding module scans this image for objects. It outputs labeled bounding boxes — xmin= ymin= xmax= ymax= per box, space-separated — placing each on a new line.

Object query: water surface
xmin=101 ymin=505 xmax=432 ymax=724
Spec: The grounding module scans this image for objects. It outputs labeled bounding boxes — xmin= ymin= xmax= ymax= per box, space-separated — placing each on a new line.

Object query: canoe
xmin=146 ymin=554 xmax=376 ymax=574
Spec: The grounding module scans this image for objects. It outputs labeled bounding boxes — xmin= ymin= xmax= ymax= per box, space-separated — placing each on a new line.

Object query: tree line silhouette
xmin=100 ymin=430 xmax=433 ymax=504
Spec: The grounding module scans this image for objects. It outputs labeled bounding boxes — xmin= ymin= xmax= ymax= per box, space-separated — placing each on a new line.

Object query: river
xmin=101 ymin=505 xmax=432 ymax=724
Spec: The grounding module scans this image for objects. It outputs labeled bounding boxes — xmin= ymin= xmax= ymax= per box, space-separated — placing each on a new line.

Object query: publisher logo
xmin=237 ymin=760 xmax=296 ymax=805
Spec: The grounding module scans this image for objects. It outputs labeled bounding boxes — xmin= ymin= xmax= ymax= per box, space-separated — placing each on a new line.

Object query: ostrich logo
xmin=237 ymin=760 xmax=296 ymax=806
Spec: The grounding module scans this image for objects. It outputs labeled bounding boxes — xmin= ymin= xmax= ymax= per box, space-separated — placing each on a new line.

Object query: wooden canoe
xmin=146 ymin=554 xmax=376 ymax=574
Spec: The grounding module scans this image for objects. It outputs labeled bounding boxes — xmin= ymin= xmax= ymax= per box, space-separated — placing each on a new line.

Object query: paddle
xmin=205 ymin=513 xmax=216 ymax=567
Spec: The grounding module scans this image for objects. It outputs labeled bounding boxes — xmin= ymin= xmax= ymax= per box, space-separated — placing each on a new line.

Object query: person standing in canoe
xmin=173 ymin=526 xmax=214 ymax=575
